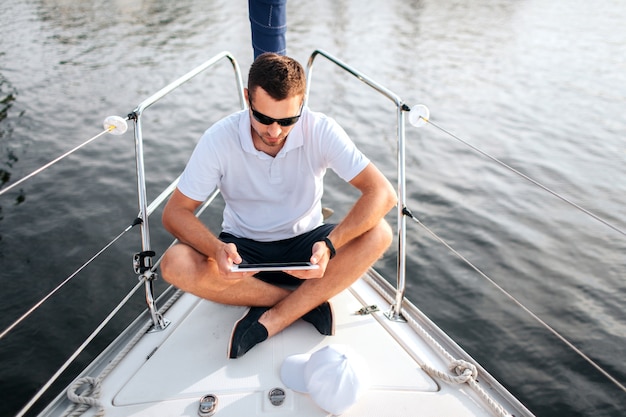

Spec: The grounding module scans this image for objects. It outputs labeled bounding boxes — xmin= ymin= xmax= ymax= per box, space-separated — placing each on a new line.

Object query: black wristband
xmin=323 ymin=237 xmax=336 ymax=259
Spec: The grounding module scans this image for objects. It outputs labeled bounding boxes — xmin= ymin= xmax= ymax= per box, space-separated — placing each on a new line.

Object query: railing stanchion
xmin=305 ymin=49 xmax=410 ymax=322
xmin=386 ymin=105 xmax=409 ymax=322
xmin=129 ymin=52 xmax=246 ymax=331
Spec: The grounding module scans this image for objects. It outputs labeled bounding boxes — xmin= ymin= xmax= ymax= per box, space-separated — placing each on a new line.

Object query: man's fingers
xmin=310 ymin=241 xmax=328 ymax=264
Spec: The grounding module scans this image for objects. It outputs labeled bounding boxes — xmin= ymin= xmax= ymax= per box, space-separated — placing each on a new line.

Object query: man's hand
xmin=286 ymin=240 xmax=331 ymax=279
xmin=216 ymin=242 xmax=254 ymax=279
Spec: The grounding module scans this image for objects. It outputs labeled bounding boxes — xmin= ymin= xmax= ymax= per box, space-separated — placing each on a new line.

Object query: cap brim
xmin=280 ymin=353 xmax=311 ymax=393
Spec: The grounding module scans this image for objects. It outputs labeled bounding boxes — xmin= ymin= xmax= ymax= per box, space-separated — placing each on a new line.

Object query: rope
xmin=13 ymin=279 xmax=144 ymax=417
xmin=400 ymin=116 xmax=626 ymax=396
xmin=365 ymin=274 xmax=512 ymax=417
xmin=407 ymin=314 xmax=511 ymax=417
xmin=65 ymin=377 xmax=104 ymax=417
xmin=15 ymin=188 xmax=212 ymax=417
xmin=61 ymin=287 xmax=183 ymax=417
xmin=401 ymin=301 xmax=511 ymax=416
xmin=403 ymin=208 xmax=626 ymax=394
xmin=423 ymin=359 xmax=478 ymax=384
xmin=58 ymin=195 xmax=215 ymax=415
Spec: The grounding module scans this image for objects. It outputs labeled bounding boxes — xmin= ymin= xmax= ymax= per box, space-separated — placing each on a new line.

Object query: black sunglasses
xmin=250 ymin=104 xmax=302 ymax=127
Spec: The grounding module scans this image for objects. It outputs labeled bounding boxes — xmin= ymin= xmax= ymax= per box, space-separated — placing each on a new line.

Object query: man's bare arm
xmin=162 ymin=189 xmax=243 ymax=272
xmin=327 ymin=162 xmax=397 ymax=251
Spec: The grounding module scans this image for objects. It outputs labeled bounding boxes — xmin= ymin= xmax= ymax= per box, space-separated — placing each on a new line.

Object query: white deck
xmin=75 ymin=276 xmax=513 ymax=417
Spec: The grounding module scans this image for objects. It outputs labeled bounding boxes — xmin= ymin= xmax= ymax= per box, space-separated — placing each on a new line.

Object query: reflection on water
xmin=1 ymin=0 xmax=625 ymax=416
xmin=0 ymin=74 xmax=25 ymax=236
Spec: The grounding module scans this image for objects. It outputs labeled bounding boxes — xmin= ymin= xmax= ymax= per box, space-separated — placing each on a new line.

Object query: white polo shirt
xmin=177 ymin=107 xmax=369 ymax=242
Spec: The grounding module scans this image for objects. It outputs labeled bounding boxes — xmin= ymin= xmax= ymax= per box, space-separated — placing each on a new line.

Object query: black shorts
xmin=219 ymin=223 xmax=336 ymax=286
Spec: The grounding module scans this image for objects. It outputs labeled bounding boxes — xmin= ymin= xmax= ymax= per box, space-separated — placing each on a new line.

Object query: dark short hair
xmin=248 ymin=53 xmax=306 ymax=102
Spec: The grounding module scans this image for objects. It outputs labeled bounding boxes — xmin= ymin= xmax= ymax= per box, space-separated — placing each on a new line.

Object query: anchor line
xmin=422 ymin=118 xmax=626 ymax=238
xmin=402 ymin=206 xmax=626 ymax=394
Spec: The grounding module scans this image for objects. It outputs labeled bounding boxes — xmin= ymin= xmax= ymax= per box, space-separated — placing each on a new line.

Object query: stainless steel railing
xmin=128 ymin=51 xmax=246 ymax=330
xmin=305 ymin=49 xmax=410 ymax=322
xmin=130 ymin=49 xmax=412 ymax=327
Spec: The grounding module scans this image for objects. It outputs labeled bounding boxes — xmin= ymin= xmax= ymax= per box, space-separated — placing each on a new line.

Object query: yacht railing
xmin=130 ymin=48 xmax=415 ymax=327
xmin=0 ymin=48 xmax=424 ymax=349
xmin=305 ymin=49 xmax=411 ymax=322
xmin=127 ymin=51 xmax=246 ymax=331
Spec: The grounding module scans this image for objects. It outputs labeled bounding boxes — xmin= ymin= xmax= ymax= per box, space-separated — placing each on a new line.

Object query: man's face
xmin=246 ymin=87 xmax=303 ymax=156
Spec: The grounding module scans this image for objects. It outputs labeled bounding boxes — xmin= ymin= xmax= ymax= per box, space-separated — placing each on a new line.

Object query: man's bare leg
xmin=161 ymin=219 xmax=393 ymax=356
xmin=161 ymin=219 xmax=391 ymax=311
xmin=259 ymin=219 xmax=393 ymax=337
xmin=160 ymin=243 xmax=293 ymax=306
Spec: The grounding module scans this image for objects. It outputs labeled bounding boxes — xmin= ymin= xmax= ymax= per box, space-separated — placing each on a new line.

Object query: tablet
xmin=230 ymin=262 xmax=319 ymax=272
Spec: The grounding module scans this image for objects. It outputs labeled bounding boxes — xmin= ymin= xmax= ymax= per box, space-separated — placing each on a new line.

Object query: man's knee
xmin=372 ymin=218 xmax=393 ymax=250
xmin=160 ymin=243 xmax=205 ymax=286
xmin=160 ymin=245 xmax=184 ymax=285
xmin=350 ymin=219 xmax=393 ymax=259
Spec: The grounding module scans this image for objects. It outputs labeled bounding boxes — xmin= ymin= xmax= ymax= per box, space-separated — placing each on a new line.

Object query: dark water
xmin=1 ymin=0 xmax=625 ymax=416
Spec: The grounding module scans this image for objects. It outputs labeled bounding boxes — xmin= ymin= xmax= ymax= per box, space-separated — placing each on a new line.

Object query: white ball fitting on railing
xmin=408 ymin=104 xmax=430 ymax=128
xmin=103 ymin=115 xmax=128 ymax=135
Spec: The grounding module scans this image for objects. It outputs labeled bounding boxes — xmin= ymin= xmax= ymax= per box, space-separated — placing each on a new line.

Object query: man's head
xmin=245 ymin=54 xmax=306 ymax=155
xmin=247 ymin=53 xmax=306 ymax=102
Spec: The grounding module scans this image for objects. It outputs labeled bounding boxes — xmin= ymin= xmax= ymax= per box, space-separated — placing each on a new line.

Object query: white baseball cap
xmin=280 ymin=344 xmax=371 ymax=415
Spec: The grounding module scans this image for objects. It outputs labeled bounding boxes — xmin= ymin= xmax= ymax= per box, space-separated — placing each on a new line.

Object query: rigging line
xmin=2 ymin=174 xmax=204 ymax=340
xmin=0 ymin=223 xmax=135 ymax=341
xmin=404 ymin=208 xmax=626 ymax=394
xmin=424 ymin=119 xmax=626 ymax=238
xmin=0 ymin=126 xmax=113 ymax=197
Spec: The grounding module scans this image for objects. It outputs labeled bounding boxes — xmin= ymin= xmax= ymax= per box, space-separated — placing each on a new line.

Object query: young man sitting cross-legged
xmin=160 ymin=53 xmax=396 ymax=358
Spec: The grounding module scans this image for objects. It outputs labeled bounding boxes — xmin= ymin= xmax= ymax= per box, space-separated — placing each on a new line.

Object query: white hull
xmin=39 ymin=271 xmax=532 ymax=417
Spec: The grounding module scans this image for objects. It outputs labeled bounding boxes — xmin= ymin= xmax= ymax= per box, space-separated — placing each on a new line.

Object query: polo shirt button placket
xmin=269 ymin=159 xmax=282 ymax=184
